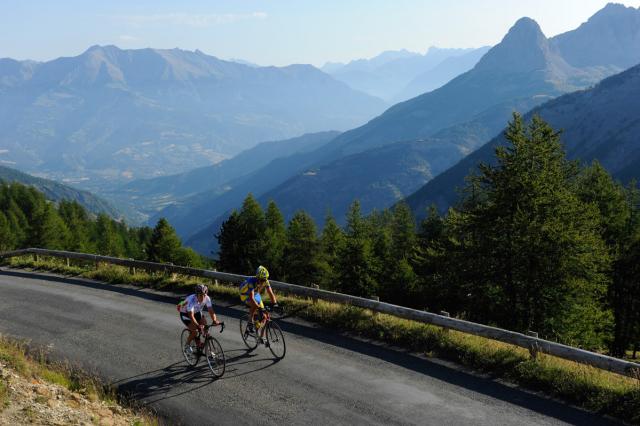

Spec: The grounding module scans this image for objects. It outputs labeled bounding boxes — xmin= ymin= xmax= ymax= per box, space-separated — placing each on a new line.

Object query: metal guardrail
xmin=1 ymin=247 xmax=639 ymax=378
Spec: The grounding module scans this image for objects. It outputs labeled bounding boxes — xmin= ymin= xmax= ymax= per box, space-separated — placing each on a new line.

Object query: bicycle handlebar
xmin=204 ymin=321 xmax=225 ymax=333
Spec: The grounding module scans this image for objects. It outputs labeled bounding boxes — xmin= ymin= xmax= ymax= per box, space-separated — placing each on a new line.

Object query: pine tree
xmin=94 ymin=214 xmax=124 ymax=256
xmin=29 ymin=202 xmax=70 ymax=250
xmin=236 ymin=194 xmax=266 ymax=274
xmin=318 ymin=213 xmax=345 ymax=290
xmin=175 ymin=247 xmax=204 ymax=268
xmin=147 ymin=218 xmax=183 ymax=264
xmin=454 ymin=114 xmax=610 ymax=347
xmin=283 ymin=210 xmax=320 ymax=286
xmin=58 ymin=200 xmax=91 ymax=251
xmin=0 ymin=211 xmax=16 ymax=251
xmin=337 ymin=201 xmax=378 ymax=297
xmin=263 ymin=200 xmax=286 ymax=278
xmin=217 ymin=211 xmax=244 ymax=273
xmin=610 ymin=183 xmax=640 ymax=355
xmin=380 ymin=203 xmax=418 ymax=305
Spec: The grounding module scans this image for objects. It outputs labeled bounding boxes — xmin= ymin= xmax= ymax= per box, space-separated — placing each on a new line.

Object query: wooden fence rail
xmin=1 ymin=248 xmax=638 ymax=378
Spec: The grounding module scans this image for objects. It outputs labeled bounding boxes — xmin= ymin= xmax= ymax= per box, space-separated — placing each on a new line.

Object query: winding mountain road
xmin=0 ymin=268 xmax=618 ymax=425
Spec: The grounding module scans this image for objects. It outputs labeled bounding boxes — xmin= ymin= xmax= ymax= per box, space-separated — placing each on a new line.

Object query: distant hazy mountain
xmin=551 ymin=3 xmax=640 ymax=69
xmin=0 ymin=46 xmax=384 ymax=186
xmin=405 ymin=62 xmax=640 ymax=217
xmin=321 ymin=49 xmax=420 ymax=74
xmin=111 ymin=131 xmax=339 ymax=219
xmin=324 ymin=47 xmax=479 ymax=101
xmin=0 ymin=165 xmax=122 ymax=219
xmin=393 ymin=46 xmax=491 ymax=102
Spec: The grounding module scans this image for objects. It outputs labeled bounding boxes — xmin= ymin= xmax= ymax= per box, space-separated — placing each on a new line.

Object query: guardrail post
xmin=33 ymin=254 xmax=38 ymax=262
xmin=527 ymin=331 xmax=539 ymax=359
xmin=440 ymin=311 xmax=450 ymax=333
xmin=311 ymin=284 xmax=319 ymax=304
xmin=167 ymin=263 xmax=177 ymax=281
xmin=65 ymin=257 xmax=70 ymax=267
xmin=369 ymin=296 xmax=379 ymax=317
xmin=128 ymin=259 xmax=135 ymax=275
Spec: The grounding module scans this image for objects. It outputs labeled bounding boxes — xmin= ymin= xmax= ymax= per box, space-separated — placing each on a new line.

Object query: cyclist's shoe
xmin=184 ymin=344 xmax=193 ymax=355
xmin=264 ymin=340 xmax=270 ymax=348
xmin=247 ymin=322 xmax=255 ymax=333
xmin=257 ymin=337 xmax=265 ymax=346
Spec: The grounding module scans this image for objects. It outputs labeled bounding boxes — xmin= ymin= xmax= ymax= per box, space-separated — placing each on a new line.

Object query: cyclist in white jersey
xmin=178 ymin=284 xmax=220 ymax=351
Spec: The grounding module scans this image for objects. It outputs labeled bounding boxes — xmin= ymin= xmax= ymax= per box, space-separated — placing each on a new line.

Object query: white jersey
xmin=179 ymin=294 xmax=213 ymax=314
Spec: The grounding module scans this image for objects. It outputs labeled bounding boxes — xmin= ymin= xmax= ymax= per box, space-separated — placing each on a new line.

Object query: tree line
xmin=0 ymin=183 xmax=204 ymax=267
xmin=216 ymin=114 xmax=640 ymax=356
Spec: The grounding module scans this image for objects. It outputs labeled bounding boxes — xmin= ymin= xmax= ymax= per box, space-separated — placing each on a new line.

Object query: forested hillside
xmin=0 ymin=182 xmax=203 ymax=268
xmin=215 ymin=115 xmax=640 ymax=357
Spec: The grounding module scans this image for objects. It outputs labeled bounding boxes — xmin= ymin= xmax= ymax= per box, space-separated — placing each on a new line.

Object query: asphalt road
xmin=0 ymin=268 xmax=620 ymax=425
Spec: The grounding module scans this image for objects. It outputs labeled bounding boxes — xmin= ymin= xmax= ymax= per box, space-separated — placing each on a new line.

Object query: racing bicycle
xmin=239 ymin=305 xmax=286 ymax=360
xmin=181 ymin=321 xmax=226 ymax=378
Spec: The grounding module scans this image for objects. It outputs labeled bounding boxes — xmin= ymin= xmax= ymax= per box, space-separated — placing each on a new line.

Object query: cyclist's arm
xmin=207 ymin=306 xmax=218 ymax=324
xmin=249 ymin=289 xmax=259 ymax=307
xmin=266 ymin=285 xmax=277 ymax=305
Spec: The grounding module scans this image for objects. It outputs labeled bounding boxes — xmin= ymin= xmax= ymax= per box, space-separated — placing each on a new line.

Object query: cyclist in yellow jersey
xmin=239 ymin=266 xmax=278 ymax=344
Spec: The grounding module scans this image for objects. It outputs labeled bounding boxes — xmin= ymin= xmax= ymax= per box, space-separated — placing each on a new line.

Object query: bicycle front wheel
xmin=204 ymin=337 xmax=225 ymax=378
xmin=239 ymin=314 xmax=258 ymax=351
xmin=266 ymin=321 xmax=286 ymax=360
xmin=181 ymin=329 xmax=199 ymax=366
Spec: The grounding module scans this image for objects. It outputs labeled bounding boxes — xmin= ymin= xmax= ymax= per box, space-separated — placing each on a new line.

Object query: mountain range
xmin=176 ymin=3 xmax=640 ymax=254
xmin=0 ymin=46 xmax=385 ymax=187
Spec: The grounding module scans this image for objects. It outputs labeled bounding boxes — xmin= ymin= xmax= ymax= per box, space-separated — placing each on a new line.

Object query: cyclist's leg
xmin=193 ymin=312 xmax=203 ymax=346
xmin=249 ymin=294 xmax=264 ymax=324
xmin=253 ymin=294 xmax=267 ymax=340
xmin=180 ymin=312 xmax=198 ymax=344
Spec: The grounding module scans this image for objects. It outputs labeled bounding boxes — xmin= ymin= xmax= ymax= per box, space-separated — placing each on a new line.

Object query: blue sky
xmin=2 ymin=1 xmax=639 ymax=66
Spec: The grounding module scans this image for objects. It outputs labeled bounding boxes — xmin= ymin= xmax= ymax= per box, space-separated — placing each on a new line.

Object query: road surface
xmin=0 ymin=268 xmax=619 ymax=425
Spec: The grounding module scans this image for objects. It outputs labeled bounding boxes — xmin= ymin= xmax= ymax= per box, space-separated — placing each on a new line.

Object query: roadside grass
xmin=0 ymin=334 xmax=156 ymax=423
xmin=3 ymin=255 xmax=639 ymax=423
xmin=0 ymin=377 xmax=8 ymax=412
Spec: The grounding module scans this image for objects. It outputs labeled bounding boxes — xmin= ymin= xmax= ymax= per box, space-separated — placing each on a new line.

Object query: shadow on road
xmin=1 ymin=268 xmax=621 ymax=425
xmin=112 ymin=348 xmax=278 ymax=405
xmin=112 ymin=359 xmax=217 ymax=405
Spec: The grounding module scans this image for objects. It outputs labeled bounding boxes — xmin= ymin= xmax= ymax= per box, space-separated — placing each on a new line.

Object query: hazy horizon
xmin=2 ymin=0 xmax=640 ymax=67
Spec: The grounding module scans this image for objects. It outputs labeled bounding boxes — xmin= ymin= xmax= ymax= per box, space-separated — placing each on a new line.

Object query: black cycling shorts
xmin=180 ymin=311 xmax=202 ymax=327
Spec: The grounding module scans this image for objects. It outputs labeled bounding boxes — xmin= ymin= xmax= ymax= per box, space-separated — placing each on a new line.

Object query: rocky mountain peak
xmin=473 ymin=17 xmax=555 ymax=73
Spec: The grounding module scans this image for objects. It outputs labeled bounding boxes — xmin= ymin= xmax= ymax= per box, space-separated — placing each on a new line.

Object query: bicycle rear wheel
xmin=204 ymin=337 xmax=225 ymax=378
xmin=266 ymin=321 xmax=286 ymax=360
xmin=239 ymin=314 xmax=258 ymax=350
xmin=181 ymin=329 xmax=199 ymax=366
